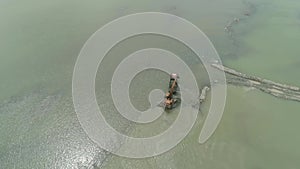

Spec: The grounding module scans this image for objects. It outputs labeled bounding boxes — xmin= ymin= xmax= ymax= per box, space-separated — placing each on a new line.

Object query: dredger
xmin=164 ymin=73 xmax=180 ymax=109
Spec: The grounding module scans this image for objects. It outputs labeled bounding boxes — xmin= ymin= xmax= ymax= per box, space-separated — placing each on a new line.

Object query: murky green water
xmin=0 ymin=0 xmax=299 ymax=168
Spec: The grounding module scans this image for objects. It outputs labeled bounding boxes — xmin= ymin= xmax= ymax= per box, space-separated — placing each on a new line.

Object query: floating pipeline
xmin=211 ymin=64 xmax=300 ymax=102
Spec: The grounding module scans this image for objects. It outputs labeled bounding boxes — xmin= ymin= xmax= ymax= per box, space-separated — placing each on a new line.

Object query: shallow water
xmin=0 ymin=0 xmax=300 ymax=168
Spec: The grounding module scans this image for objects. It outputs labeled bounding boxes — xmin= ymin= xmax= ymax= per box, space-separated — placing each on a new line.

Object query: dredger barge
xmin=163 ymin=73 xmax=180 ymax=109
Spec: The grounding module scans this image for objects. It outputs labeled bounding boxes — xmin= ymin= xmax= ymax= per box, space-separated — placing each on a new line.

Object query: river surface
xmin=0 ymin=0 xmax=300 ymax=168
